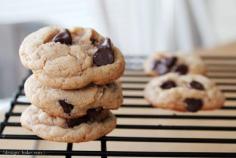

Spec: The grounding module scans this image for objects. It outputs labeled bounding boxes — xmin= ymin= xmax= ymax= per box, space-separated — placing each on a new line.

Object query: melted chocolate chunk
xmin=152 ymin=56 xmax=177 ymax=75
xmin=58 ymin=100 xmax=74 ymax=114
xmin=161 ymin=80 xmax=177 ymax=89
xmin=190 ymin=80 xmax=205 ymax=90
xmin=174 ymin=64 xmax=188 ymax=75
xmin=157 ymin=64 xmax=169 ymax=75
xmin=152 ymin=60 xmax=161 ymax=70
xmin=87 ymin=108 xmax=108 ymax=122
xmin=66 ymin=108 xmax=108 ymax=128
xmin=90 ymin=38 xmax=98 ymax=46
xmin=184 ymin=98 xmax=203 ymax=112
xmin=66 ymin=117 xmax=88 ymax=128
xmin=87 ymin=107 xmax=103 ymax=116
xmin=164 ymin=56 xmax=177 ymax=68
xmin=93 ymin=38 xmax=114 ymax=66
xmin=153 ymin=60 xmax=169 ymax=75
xmin=106 ymin=83 xmax=116 ymax=89
xmin=53 ymin=29 xmax=72 ymax=45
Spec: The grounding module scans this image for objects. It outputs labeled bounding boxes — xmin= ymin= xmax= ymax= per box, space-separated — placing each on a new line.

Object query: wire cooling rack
xmin=1 ymin=54 xmax=236 ymax=157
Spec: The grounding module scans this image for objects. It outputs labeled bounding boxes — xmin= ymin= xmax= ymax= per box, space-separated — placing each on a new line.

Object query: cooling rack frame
xmin=1 ymin=55 xmax=236 ymax=157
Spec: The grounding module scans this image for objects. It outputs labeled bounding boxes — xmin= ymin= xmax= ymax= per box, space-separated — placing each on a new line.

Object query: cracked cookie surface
xmin=24 ymin=75 xmax=123 ymax=118
xmin=19 ymin=26 xmax=125 ymax=89
xmin=144 ymin=73 xmax=225 ymax=112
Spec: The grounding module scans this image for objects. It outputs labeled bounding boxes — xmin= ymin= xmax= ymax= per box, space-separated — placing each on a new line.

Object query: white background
xmin=1 ymin=0 xmax=236 ymax=108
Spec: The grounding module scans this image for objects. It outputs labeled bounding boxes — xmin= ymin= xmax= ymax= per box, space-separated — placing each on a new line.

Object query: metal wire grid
xmin=1 ymin=55 xmax=236 ymax=157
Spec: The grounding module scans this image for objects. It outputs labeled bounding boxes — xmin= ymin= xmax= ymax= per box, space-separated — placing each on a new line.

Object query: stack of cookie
xmin=144 ymin=52 xmax=225 ymax=112
xmin=19 ymin=26 xmax=125 ymax=142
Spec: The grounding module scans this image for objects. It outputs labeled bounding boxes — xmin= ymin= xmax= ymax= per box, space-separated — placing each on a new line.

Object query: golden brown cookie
xmin=144 ymin=52 xmax=207 ymax=76
xmin=21 ymin=105 xmax=116 ymax=142
xmin=144 ymin=73 xmax=224 ymax=112
xmin=24 ymin=74 xmax=123 ymax=118
xmin=19 ymin=26 xmax=125 ymax=89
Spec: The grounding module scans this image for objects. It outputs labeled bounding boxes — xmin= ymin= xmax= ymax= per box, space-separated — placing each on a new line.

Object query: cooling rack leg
xmin=66 ymin=143 xmax=73 ymax=158
xmin=101 ymin=139 xmax=107 ymax=158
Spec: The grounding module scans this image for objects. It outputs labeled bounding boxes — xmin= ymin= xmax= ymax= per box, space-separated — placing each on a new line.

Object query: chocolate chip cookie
xmin=21 ymin=105 xmax=116 ymax=142
xmin=19 ymin=26 xmax=125 ymax=89
xmin=144 ymin=73 xmax=224 ymax=112
xmin=144 ymin=52 xmax=207 ymax=76
xmin=24 ymin=75 xmax=123 ymax=118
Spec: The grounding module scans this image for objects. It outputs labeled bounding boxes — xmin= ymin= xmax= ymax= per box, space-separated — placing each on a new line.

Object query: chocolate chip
xmin=93 ymin=38 xmax=114 ymax=66
xmin=88 ymin=108 xmax=108 ymax=122
xmin=152 ymin=57 xmax=177 ymax=75
xmin=66 ymin=108 xmax=107 ymax=128
xmin=190 ymin=80 xmax=205 ymax=90
xmin=161 ymin=80 xmax=177 ymax=89
xmin=58 ymin=100 xmax=74 ymax=114
xmin=164 ymin=57 xmax=177 ymax=68
xmin=100 ymin=38 xmax=112 ymax=47
xmin=53 ymin=29 xmax=72 ymax=45
xmin=174 ymin=64 xmax=188 ymax=75
xmin=153 ymin=60 xmax=169 ymax=75
xmin=66 ymin=117 xmax=88 ymax=128
xmin=90 ymin=38 xmax=97 ymax=45
xmin=157 ymin=64 xmax=169 ymax=75
xmin=87 ymin=107 xmax=103 ymax=116
xmin=184 ymin=98 xmax=203 ymax=112
xmin=152 ymin=60 xmax=161 ymax=70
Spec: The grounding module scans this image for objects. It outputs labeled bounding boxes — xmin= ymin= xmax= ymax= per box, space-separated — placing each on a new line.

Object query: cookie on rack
xmin=19 ymin=26 xmax=125 ymax=89
xmin=20 ymin=105 xmax=116 ymax=142
xmin=144 ymin=52 xmax=207 ymax=76
xmin=144 ymin=73 xmax=224 ymax=112
xmin=24 ymin=75 xmax=123 ymax=119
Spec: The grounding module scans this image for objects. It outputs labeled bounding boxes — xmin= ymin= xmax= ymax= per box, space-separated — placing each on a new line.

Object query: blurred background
xmin=1 ymin=0 xmax=236 ymax=107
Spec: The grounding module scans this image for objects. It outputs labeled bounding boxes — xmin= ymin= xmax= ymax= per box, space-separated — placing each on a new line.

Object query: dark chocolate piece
xmin=90 ymin=38 xmax=98 ymax=46
xmin=58 ymin=100 xmax=74 ymax=114
xmin=160 ymin=80 xmax=177 ymax=89
xmin=164 ymin=56 xmax=177 ymax=68
xmin=153 ymin=60 xmax=169 ymax=75
xmin=66 ymin=117 xmax=88 ymax=128
xmin=93 ymin=38 xmax=114 ymax=66
xmin=66 ymin=108 xmax=108 ymax=128
xmin=174 ymin=64 xmax=188 ymax=75
xmin=53 ymin=29 xmax=72 ymax=45
xmin=190 ymin=80 xmax=205 ymax=90
xmin=184 ymin=98 xmax=203 ymax=112
xmin=152 ymin=56 xmax=177 ymax=75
